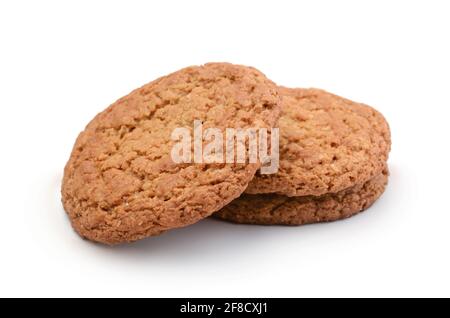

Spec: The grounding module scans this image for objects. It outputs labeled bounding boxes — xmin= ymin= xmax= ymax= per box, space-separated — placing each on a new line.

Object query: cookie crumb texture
xmin=215 ymin=170 xmax=388 ymax=225
xmin=62 ymin=63 xmax=281 ymax=244
xmin=245 ymin=88 xmax=391 ymax=196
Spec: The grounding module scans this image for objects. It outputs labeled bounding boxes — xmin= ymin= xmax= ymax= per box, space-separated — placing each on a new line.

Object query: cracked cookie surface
xmin=215 ymin=169 xmax=388 ymax=225
xmin=245 ymin=87 xmax=391 ymax=197
xmin=62 ymin=63 xmax=281 ymax=244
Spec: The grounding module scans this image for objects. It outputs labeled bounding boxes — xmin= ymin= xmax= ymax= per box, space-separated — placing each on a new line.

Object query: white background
xmin=1 ymin=0 xmax=449 ymax=298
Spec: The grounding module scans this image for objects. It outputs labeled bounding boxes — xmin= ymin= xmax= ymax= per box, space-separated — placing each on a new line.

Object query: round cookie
xmin=215 ymin=169 xmax=388 ymax=225
xmin=245 ymin=87 xmax=391 ymax=197
xmin=62 ymin=63 xmax=282 ymax=245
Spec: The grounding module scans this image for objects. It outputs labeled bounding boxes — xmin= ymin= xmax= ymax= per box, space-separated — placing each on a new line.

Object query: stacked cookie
xmin=61 ymin=63 xmax=390 ymax=245
xmin=215 ymin=88 xmax=391 ymax=225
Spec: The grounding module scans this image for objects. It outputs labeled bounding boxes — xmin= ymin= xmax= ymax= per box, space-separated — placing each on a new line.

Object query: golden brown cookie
xmin=215 ymin=169 xmax=388 ymax=225
xmin=245 ymin=88 xmax=391 ymax=197
xmin=62 ymin=63 xmax=282 ymax=244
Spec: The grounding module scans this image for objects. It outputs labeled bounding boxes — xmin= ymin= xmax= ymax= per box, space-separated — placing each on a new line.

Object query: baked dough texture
xmin=62 ymin=63 xmax=281 ymax=244
xmin=245 ymin=88 xmax=391 ymax=197
xmin=215 ymin=169 xmax=388 ymax=225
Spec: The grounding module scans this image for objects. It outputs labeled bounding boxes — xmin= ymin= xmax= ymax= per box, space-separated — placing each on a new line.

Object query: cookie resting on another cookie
xmin=61 ymin=63 xmax=282 ymax=244
xmin=215 ymin=169 xmax=388 ymax=225
xmin=245 ymin=87 xmax=391 ymax=197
